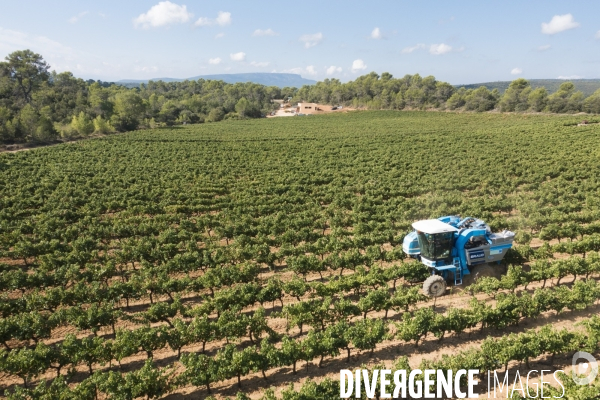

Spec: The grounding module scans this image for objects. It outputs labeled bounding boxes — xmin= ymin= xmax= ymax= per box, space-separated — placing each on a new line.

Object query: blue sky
xmin=0 ymin=1 xmax=599 ymax=84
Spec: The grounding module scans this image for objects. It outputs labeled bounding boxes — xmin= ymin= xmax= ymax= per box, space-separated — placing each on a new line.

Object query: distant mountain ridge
xmin=456 ymin=79 xmax=600 ymax=96
xmin=118 ymin=73 xmax=316 ymax=88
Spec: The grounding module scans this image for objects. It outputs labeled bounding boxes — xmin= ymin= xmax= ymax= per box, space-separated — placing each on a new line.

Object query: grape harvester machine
xmin=402 ymin=216 xmax=515 ymax=297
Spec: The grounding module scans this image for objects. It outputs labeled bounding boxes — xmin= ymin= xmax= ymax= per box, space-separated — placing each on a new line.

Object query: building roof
xmin=412 ymin=219 xmax=458 ymax=234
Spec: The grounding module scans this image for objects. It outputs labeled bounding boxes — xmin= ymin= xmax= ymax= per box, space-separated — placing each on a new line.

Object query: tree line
xmin=0 ymin=50 xmax=282 ymax=144
xmin=2 ymin=49 xmax=600 ymax=144
xmin=295 ymin=73 xmax=600 ymax=114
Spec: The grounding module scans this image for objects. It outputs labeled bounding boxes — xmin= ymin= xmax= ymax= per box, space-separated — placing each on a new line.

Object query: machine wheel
xmin=423 ymin=275 xmax=447 ymax=298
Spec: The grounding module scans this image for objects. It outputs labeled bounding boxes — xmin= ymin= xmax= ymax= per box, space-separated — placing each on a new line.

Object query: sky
xmin=0 ymin=1 xmax=599 ymax=84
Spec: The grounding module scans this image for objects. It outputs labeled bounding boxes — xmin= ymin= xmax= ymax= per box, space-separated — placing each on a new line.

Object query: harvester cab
xmin=402 ymin=216 xmax=515 ymax=297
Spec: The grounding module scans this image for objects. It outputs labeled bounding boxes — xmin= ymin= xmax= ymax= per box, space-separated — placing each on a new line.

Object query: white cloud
xmin=596 ymin=30 xmax=600 ymax=39
xmin=195 ymin=17 xmax=211 ymax=27
xmin=326 ymin=66 xmax=342 ymax=75
xmin=250 ymin=61 xmax=270 ymax=67
xmin=402 ymin=43 xmax=426 ymax=53
xmin=102 ymin=61 xmax=121 ymax=68
xmin=195 ymin=11 xmax=231 ymax=27
xmin=511 ymin=68 xmax=523 ymax=75
xmin=557 ymin=75 xmax=583 ymax=79
xmin=69 ymin=11 xmax=89 ymax=24
xmin=538 ymin=44 xmax=551 ymax=51
xmin=134 ymin=66 xmax=158 ymax=73
xmin=283 ymin=66 xmax=318 ymax=76
xmin=351 ymin=59 xmax=367 ymax=73
xmin=253 ymin=28 xmax=278 ymax=37
xmin=1 ymin=32 xmax=32 ymax=51
xmin=215 ymin=33 xmax=225 ymax=39
xmin=429 ymin=43 xmax=453 ymax=55
xmin=438 ymin=16 xmax=456 ymax=25
xmin=0 ymin=28 xmax=167 ymax=79
xmin=216 ymin=11 xmax=231 ymax=26
xmin=230 ymin=52 xmax=246 ymax=61
xmin=133 ymin=1 xmax=193 ymax=29
xmin=541 ymin=14 xmax=580 ymax=35
xmin=299 ymin=32 xmax=323 ymax=48
xmin=0 ymin=27 xmax=77 ymax=70
xmin=370 ymin=27 xmax=382 ymax=39
xmin=209 ymin=57 xmax=222 ymax=65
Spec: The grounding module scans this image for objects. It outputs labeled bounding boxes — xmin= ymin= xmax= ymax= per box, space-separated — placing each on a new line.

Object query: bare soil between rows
xmin=1 ymin=263 xmax=597 ymax=399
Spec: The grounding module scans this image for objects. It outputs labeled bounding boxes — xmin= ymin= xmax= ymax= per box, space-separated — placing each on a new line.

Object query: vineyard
xmin=1 ymin=110 xmax=600 ymax=399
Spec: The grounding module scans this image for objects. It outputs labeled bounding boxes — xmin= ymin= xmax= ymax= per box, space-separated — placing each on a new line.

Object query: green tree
xmin=583 ymin=88 xmax=600 ymax=114
xmin=527 ymin=87 xmax=548 ymax=112
xmin=157 ymin=101 xmax=179 ymax=125
xmin=498 ymin=78 xmax=531 ymax=112
xmin=206 ymin=107 xmax=225 ymax=122
xmin=0 ymin=50 xmax=50 ymax=104
xmin=464 ymin=87 xmax=500 ymax=112
xmin=0 ymin=106 xmax=17 ymax=141
xmin=71 ymin=111 xmax=94 ymax=136
xmin=546 ymin=82 xmax=584 ymax=113
xmin=18 ymin=104 xmax=40 ymax=140
xmin=434 ymin=81 xmax=456 ymax=104
xmin=235 ymin=97 xmax=251 ymax=117
xmin=111 ymin=91 xmax=146 ymax=131
xmin=446 ymin=88 xmax=467 ymax=110
xmin=88 ymin=82 xmax=113 ymax=116
xmin=92 ymin=115 xmax=115 ymax=134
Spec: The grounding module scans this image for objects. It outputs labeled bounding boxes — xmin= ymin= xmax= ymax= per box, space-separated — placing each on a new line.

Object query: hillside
xmin=118 ymin=73 xmax=317 ymax=88
xmin=457 ymin=79 xmax=600 ymax=96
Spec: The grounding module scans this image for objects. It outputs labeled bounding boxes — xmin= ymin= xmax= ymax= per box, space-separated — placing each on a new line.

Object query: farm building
xmin=296 ymin=103 xmax=320 ymax=114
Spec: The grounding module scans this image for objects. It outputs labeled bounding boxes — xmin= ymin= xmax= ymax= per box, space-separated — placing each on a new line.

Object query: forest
xmin=1 ymin=49 xmax=600 ymax=144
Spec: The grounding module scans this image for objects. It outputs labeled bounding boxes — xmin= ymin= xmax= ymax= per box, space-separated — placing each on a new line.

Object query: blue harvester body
xmin=402 ymin=216 xmax=515 ymax=286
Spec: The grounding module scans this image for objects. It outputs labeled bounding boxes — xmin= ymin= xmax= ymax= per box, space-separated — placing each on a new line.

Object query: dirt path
xmin=1 ymin=265 xmax=596 ymax=398
xmin=0 ymin=132 xmax=120 ymax=154
xmin=167 ymin=302 xmax=598 ymax=399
